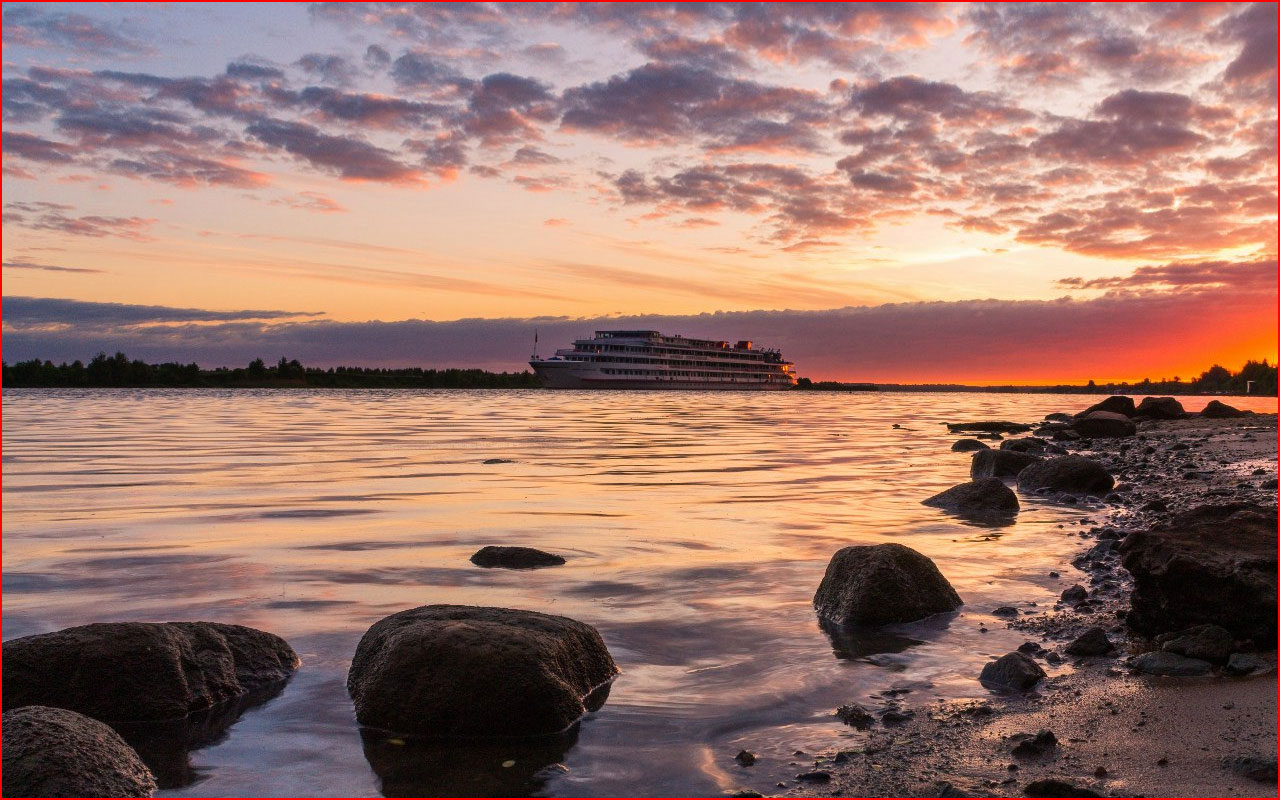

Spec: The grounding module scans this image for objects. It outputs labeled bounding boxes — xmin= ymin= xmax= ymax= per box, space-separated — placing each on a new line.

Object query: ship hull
xmin=531 ymin=361 xmax=791 ymax=390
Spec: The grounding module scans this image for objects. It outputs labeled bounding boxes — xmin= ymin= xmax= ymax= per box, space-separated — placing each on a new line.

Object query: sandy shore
xmin=783 ymin=408 xmax=1277 ymax=799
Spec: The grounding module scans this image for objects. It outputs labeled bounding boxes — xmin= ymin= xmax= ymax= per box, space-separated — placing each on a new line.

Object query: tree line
xmin=2 ymin=352 xmax=542 ymax=388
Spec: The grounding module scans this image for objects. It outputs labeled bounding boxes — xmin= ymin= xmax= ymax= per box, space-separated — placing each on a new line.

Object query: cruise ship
xmin=530 ymin=330 xmax=796 ymax=390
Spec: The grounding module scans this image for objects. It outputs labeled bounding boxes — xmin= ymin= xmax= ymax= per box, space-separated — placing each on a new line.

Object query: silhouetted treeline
xmin=794 ymin=359 xmax=1278 ymax=396
xmin=2 ymin=353 xmax=541 ymax=389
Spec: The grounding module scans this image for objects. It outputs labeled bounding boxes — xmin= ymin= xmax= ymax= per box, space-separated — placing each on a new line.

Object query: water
xmin=3 ymin=390 xmax=1275 ymax=797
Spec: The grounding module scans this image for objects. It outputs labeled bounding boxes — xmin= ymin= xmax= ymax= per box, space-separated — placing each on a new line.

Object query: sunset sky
xmin=3 ymin=2 xmax=1276 ymax=382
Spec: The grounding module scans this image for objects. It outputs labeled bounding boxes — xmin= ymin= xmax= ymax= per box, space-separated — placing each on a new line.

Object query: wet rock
xmin=482 ymin=458 xmax=515 ymax=464
xmin=1224 ymin=652 xmax=1271 ymax=676
xmin=980 ymin=652 xmax=1046 ymax=692
xmin=2 ymin=705 xmax=157 ymax=798
xmin=1223 ymin=755 xmax=1278 ymax=783
xmin=1073 ymin=411 xmax=1137 ymax=438
xmin=796 ymin=771 xmax=831 ymax=783
xmin=970 ymin=449 xmax=1041 ymax=480
xmin=1201 ymin=400 xmax=1249 ymax=418
xmin=347 ymin=605 xmax=618 ymax=737
xmin=951 ymin=439 xmax=990 ymax=452
xmin=993 ymin=606 xmax=1019 ymax=618
xmin=735 ymin=750 xmax=757 ymax=766
xmin=2 ymin=622 xmax=299 ymax=722
xmin=879 ymin=708 xmax=914 ymax=726
xmin=1010 ymin=729 xmax=1057 ymax=757
xmin=1018 ymin=456 xmax=1115 ymax=496
xmin=922 ymin=478 xmax=1019 ymax=521
xmin=1024 ymin=778 xmax=1101 ymax=797
xmin=1120 ymin=504 xmax=1277 ymax=645
xmin=729 ymin=791 xmax=764 ymax=798
xmin=1157 ymin=624 xmax=1234 ymax=663
xmin=835 ymin=704 xmax=875 ymax=730
xmin=947 ymin=421 xmax=1033 ymax=434
xmin=1065 ymin=627 xmax=1114 ymax=656
xmin=470 ymin=546 xmax=566 ymax=569
xmin=1044 ymin=412 xmax=1073 ymax=422
xmin=1131 ymin=651 xmax=1212 ymax=676
xmin=1060 ymin=584 xmax=1088 ymax=604
xmin=813 ymin=543 xmax=962 ymax=627
xmin=1076 ymin=396 xmax=1137 ymax=418
xmin=1136 ymin=397 xmax=1186 ymax=419
xmin=1000 ymin=437 xmax=1055 ymax=455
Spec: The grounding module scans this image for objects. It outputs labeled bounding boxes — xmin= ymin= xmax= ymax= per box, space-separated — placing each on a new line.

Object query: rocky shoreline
xmin=775 ymin=400 xmax=1277 ymax=799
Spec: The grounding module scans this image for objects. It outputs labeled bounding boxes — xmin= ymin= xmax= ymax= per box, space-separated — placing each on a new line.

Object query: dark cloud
xmin=510 ymin=145 xmax=561 ymax=166
xmin=225 ymin=61 xmax=285 ymax=81
xmin=850 ymin=76 xmax=1028 ymax=123
xmin=391 ymin=51 xmax=473 ymax=93
xmin=285 ymin=86 xmax=449 ymax=128
xmin=297 ymin=53 xmax=358 ymax=86
xmin=3 ymin=202 xmax=156 ymax=241
xmin=1057 ymin=258 xmax=1278 ymax=292
xmin=3 ymin=131 xmax=76 ymax=164
xmin=246 ymin=118 xmax=422 ymax=182
xmin=3 ymin=260 xmax=105 ymax=275
xmin=3 ymin=296 xmax=323 ymax=329
xmin=3 ymin=6 xmax=154 ymax=56
xmin=1219 ymin=3 xmax=1278 ymax=86
xmin=106 ymin=150 xmax=268 ymax=188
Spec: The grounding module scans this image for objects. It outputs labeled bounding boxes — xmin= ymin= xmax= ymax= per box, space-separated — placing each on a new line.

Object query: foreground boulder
xmin=1072 ymin=410 xmax=1137 ymax=438
xmin=1136 ymin=396 xmax=1186 ymax=419
xmin=2 ymin=622 xmax=299 ymax=722
xmin=979 ymin=652 xmax=1045 ymax=692
xmin=1017 ymin=455 xmax=1114 ymax=496
xmin=970 ymin=449 xmax=1040 ymax=479
xmin=1201 ymin=400 xmax=1249 ymax=418
xmin=3 ymin=706 xmax=157 ymax=798
xmin=1075 ymin=396 xmax=1136 ymax=418
xmin=347 ymin=605 xmax=618 ymax=737
xmin=1131 ymin=651 xmax=1212 ymax=676
xmin=814 ymin=544 xmax=962 ymax=627
xmin=1121 ymin=504 xmax=1277 ymax=645
xmin=470 ymin=546 xmax=565 ymax=569
xmin=1158 ymin=624 xmax=1234 ymax=663
xmin=923 ymin=478 xmax=1018 ymax=522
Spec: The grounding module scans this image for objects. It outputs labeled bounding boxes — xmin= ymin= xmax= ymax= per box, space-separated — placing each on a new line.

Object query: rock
xmin=482 ymin=458 xmax=515 ymax=464
xmin=1044 ymin=412 xmax=1073 ymax=422
xmin=835 ymin=704 xmax=875 ymax=730
xmin=2 ymin=622 xmax=299 ymax=722
xmin=879 ymin=708 xmax=914 ymax=725
xmin=1060 ymin=584 xmax=1088 ymax=604
xmin=1000 ymin=437 xmax=1047 ymax=454
xmin=1223 ymin=755 xmax=1278 ymax=783
xmin=470 ymin=546 xmax=566 ymax=569
xmin=1131 ymin=651 xmax=1212 ymax=676
xmin=1018 ymin=456 xmax=1114 ymax=496
xmin=970 ymin=449 xmax=1041 ymax=480
xmin=1024 ymin=779 xmax=1101 ymax=797
xmin=931 ymin=780 xmax=972 ymax=797
xmin=735 ymin=749 xmax=757 ymax=766
xmin=979 ymin=652 xmax=1046 ymax=692
xmin=1075 ymin=396 xmax=1136 ymax=418
xmin=795 ymin=771 xmax=831 ymax=783
xmin=993 ymin=606 xmax=1019 ymax=618
xmin=1010 ymin=729 xmax=1057 ymax=757
xmin=347 ymin=605 xmax=618 ymax=737
xmin=1072 ymin=411 xmax=1137 ymax=438
xmin=729 ymin=791 xmax=764 ymax=798
xmin=813 ymin=544 xmax=962 ymax=626
xmin=1158 ymin=624 xmax=1234 ymax=663
xmin=1225 ymin=652 xmax=1271 ymax=676
xmin=922 ymin=478 xmax=1019 ymax=521
xmin=946 ymin=421 xmax=1033 ymax=434
xmin=2 ymin=706 xmax=157 ymax=798
xmin=1201 ymin=400 xmax=1248 ymax=418
xmin=1065 ymin=627 xmax=1114 ymax=656
xmin=1120 ymin=504 xmax=1277 ymax=645
xmin=1136 ymin=397 xmax=1186 ymax=419
xmin=951 ymin=439 xmax=990 ymax=452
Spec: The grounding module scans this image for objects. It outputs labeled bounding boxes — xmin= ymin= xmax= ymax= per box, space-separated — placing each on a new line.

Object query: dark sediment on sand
xmin=781 ymin=406 xmax=1277 ymax=799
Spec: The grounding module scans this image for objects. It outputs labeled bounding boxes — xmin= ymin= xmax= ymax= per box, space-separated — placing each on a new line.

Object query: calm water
xmin=3 ymin=390 xmax=1275 ymax=797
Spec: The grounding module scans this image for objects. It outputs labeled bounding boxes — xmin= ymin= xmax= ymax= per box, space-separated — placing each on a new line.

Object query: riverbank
xmin=782 ymin=406 xmax=1277 ymax=798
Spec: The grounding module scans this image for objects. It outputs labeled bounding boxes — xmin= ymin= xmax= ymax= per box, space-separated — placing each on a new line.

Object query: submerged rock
xmin=979 ymin=652 xmax=1046 ymax=692
xmin=1120 ymin=504 xmax=1277 ymax=645
xmin=970 ymin=449 xmax=1040 ymax=480
xmin=1201 ymin=400 xmax=1249 ymax=418
xmin=951 ymin=438 xmax=989 ymax=452
xmin=1072 ymin=411 xmax=1137 ymax=438
xmin=3 ymin=706 xmax=157 ymax=798
xmin=922 ymin=478 xmax=1019 ymax=521
xmin=1131 ymin=651 xmax=1212 ymax=676
xmin=470 ymin=546 xmax=566 ymax=569
xmin=347 ymin=605 xmax=618 ymax=737
xmin=2 ymin=622 xmax=299 ymax=722
xmin=813 ymin=544 xmax=962 ymax=627
xmin=1017 ymin=455 xmax=1114 ymax=496
xmin=999 ymin=437 xmax=1062 ymax=455
xmin=1136 ymin=397 xmax=1186 ymax=419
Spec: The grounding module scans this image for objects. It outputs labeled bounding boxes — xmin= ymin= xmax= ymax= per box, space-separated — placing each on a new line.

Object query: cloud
xmin=1057 ymin=258 xmax=1278 ymax=292
xmin=3 ymin=202 xmax=156 ymax=241
xmin=3 ymin=296 xmax=322 ymax=328
xmin=3 ymin=6 xmax=155 ymax=57
xmin=246 ymin=118 xmax=424 ymax=182
xmin=3 ymin=131 xmax=76 ymax=163
xmin=3 ymin=260 xmax=106 ymax=275
xmin=274 ymin=191 xmax=347 ymax=213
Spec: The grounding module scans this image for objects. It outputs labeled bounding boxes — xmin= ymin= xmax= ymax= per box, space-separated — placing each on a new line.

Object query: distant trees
xmin=1190 ymin=360 xmax=1277 ymax=395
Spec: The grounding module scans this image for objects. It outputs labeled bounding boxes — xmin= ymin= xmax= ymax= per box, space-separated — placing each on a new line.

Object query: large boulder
xmin=1072 ymin=411 xmax=1137 ymax=438
xmin=2 ymin=706 xmax=157 ymax=798
xmin=347 ymin=605 xmax=618 ymax=737
xmin=470 ymin=546 xmax=565 ymax=569
xmin=1201 ymin=400 xmax=1249 ymax=418
xmin=970 ymin=449 xmax=1040 ymax=479
xmin=945 ymin=421 xmax=1032 ymax=434
xmin=1158 ymin=624 xmax=1234 ymax=663
xmin=1075 ymin=396 xmax=1136 ymax=418
xmin=979 ymin=652 xmax=1046 ymax=692
xmin=814 ymin=544 xmax=962 ymax=627
xmin=923 ymin=478 xmax=1019 ymax=522
xmin=1017 ymin=455 xmax=1114 ymax=496
xmin=2 ymin=622 xmax=299 ymax=722
xmin=1120 ymin=504 xmax=1277 ymax=644
xmin=1136 ymin=397 xmax=1186 ymax=419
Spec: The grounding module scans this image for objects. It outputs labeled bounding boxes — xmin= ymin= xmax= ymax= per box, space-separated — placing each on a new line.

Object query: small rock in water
xmin=952 ymin=438 xmax=990 ymax=452
xmin=1060 ymin=584 xmax=1088 ymax=604
xmin=482 ymin=458 xmax=515 ymax=464
xmin=835 ymin=704 xmax=875 ymax=730
xmin=734 ymin=750 xmax=756 ymax=766
xmin=993 ymin=606 xmax=1019 ymax=618
xmin=470 ymin=545 xmax=566 ymax=569
xmin=813 ymin=543 xmax=962 ymax=626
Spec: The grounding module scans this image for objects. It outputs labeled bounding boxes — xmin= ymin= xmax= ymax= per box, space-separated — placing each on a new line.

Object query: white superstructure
xmin=530 ymin=330 xmax=796 ymax=390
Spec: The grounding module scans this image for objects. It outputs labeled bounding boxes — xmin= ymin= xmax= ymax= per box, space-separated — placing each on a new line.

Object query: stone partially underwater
xmin=2 ymin=706 xmax=157 ymax=798
xmin=813 ymin=543 xmax=962 ymax=627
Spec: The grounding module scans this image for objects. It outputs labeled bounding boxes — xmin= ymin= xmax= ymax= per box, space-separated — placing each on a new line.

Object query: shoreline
xmin=781 ymin=407 xmax=1277 ymax=798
